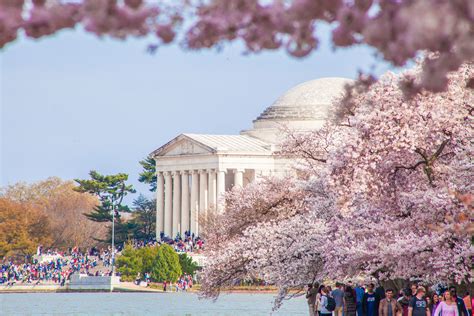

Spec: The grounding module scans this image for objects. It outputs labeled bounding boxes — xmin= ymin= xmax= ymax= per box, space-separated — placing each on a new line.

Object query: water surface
xmin=0 ymin=292 xmax=307 ymax=315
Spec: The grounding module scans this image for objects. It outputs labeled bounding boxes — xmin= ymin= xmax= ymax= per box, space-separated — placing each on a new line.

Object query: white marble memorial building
xmin=151 ymin=77 xmax=350 ymax=238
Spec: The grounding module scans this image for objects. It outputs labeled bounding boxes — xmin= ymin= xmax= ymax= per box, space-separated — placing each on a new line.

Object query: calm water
xmin=0 ymin=292 xmax=307 ymax=316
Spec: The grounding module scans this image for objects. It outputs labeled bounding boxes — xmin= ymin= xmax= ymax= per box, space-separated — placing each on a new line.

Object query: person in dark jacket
xmin=376 ymin=285 xmax=386 ymax=300
xmin=449 ymin=286 xmax=469 ymax=316
xmin=364 ymin=284 xmax=381 ymax=316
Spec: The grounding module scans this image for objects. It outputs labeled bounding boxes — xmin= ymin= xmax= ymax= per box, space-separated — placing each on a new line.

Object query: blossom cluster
xmin=2 ymin=1 xmax=473 ymax=92
xmin=0 ymin=0 xmax=181 ymax=48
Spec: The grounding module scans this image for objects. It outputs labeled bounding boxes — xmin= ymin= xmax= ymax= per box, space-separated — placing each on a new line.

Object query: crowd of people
xmin=306 ymin=282 xmax=472 ymax=316
xmin=1 ymin=232 xmax=204 ymax=287
xmin=160 ymin=274 xmax=194 ymax=292
xmin=159 ymin=231 xmax=205 ymax=253
xmin=1 ymin=258 xmax=69 ymax=286
xmin=0 ymin=246 xmax=117 ymax=286
xmin=100 ymin=232 xmax=205 ymax=254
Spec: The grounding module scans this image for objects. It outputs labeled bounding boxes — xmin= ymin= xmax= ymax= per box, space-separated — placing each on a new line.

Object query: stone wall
xmin=68 ymin=274 xmax=120 ymax=291
xmin=0 ymin=283 xmax=63 ymax=292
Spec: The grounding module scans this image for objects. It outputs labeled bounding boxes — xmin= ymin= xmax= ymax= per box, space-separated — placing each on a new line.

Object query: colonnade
xmin=156 ymin=168 xmax=246 ymax=238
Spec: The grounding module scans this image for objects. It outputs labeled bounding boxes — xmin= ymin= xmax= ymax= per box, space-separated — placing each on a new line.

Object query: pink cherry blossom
xmin=1 ymin=1 xmax=472 ymax=93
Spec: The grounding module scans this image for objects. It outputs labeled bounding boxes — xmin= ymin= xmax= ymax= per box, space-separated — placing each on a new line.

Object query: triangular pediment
xmin=151 ymin=134 xmax=215 ymax=157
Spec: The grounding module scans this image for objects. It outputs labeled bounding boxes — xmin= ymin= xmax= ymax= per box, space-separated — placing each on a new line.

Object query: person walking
xmin=430 ymin=294 xmax=441 ymax=316
xmin=363 ymin=284 xmax=381 ymax=316
xmin=315 ymin=284 xmax=326 ymax=315
xmin=376 ymin=285 xmax=386 ymax=300
xmin=333 ymin=283 xmax=345 ymax=316
xmin=379 ymin=289 xmax=403 ymax=316
xmin=320 ymin=287 xmax=335 ymax=316
xmin=449 ymin=287 xmax=469 ymax=316
xmin=462 ymin=292 xmax=471 ymax=316
xmin=306 ymin=283 xmax=319 ymax=316
xmin=356 ymin=284 xmax=366 ymax=316
xmin=433 ymin=291 xmax=459 ymax=316
xmin=345 ymin=285 xmax=358 ymax=316
xmin=408 ymin=287 xmax=430 ymax=316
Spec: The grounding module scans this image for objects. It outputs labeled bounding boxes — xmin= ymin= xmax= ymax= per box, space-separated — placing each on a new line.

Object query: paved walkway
xmin=113 ymin=282 xmax=163 ymax=292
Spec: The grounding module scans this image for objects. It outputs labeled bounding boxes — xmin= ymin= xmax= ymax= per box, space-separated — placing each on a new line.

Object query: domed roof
xmin=241 ymin=77 xmax=352 ymax=143
xmin=273 ymin=77 xmax=351 ymax=108
xmin=255 ymin=77 xmax=352 ymax=121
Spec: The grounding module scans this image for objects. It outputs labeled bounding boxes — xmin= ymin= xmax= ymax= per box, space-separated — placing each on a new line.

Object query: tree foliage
xmin=0 ymin=198 xmax=52 ymax=259
xmin=116 ymin=244 xmax=182 ymax=283
xmin=138 ymin=157 xmax=157 ymax=192
xmin=0 ymin=177 xmax=106 ymax=248
xmin=131 ymin=195 xmax=156 ymax=241
xmin=1 ymin=1 xmax=473 ymax=93
xmin=137 ymin=245 xmax=159 ymax=275
xmin=151 ymin=244 xmax=182 ymax=283
xmin=179 ymin=253 xmax=199 ymax=277
xmin=116 ymin=243 xmax=143 ymax=282
xmin=74 ymin=170 xmax=136 ymax=222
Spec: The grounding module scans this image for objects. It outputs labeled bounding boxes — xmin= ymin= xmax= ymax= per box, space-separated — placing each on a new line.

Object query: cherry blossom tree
xmin=325 ymin=63 xmax=473 ymax=284
xmin=1 ymin=1 xmax=473 ymax=92
xmin=199 ymin=63 xmax=473 ymax=307
xmin=199 ymin=127 xmax=340 ymax=306
xmin=200 ymin=176 xmax=335 ymax=308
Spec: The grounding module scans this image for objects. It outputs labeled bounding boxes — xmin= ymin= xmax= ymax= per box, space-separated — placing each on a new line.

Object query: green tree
xmin=132 ymin=195 xmax=156 ymax=241
xmin=178 ymin=253 xmax=199 ymax=277
xmin=138 ymin=156 xmax=157 ymax=192
xmin=137 ymin=245 xmax=159 ymax=275
xmin=74 ymin=170 xmax=136 ymax=222
xmin=114 ymin=221 xmax=139 ymax=245
xmin=115 ymin=243 xmax=142 ymax=281
xmin=151 ymin=244 xmax=182 ymax=282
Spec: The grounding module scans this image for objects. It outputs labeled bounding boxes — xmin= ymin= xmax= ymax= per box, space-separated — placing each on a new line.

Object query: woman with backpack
xmin=315 ymin=284 xmax=326 ymax=315
xmin=319 ymin=286 xmax=337 ymax=316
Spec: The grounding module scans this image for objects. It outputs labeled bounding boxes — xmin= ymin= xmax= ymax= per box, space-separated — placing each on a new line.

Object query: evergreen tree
xmin=74 ymin=170 xmax=136 ymax=222
xmin=132 ymin=195 xmax=156 ymax=241
xmin=151 ymin=244 xmax=182 ymax=282
xmin=116 ymin=244 xmax=142 ymax=281
xmin=178 ymin=253 xmax=199 ymax=277
xmin=114 ymin=221 xmax=138 ymax=245
xmin=138 ymin=157 xmax=157 ymax=192
xmin=137 ymin=245 xmax=159 ymax=275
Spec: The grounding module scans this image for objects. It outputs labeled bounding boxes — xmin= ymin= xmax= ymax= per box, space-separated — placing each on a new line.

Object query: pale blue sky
xmin=0 ymin=26 xmax=393 ymax=199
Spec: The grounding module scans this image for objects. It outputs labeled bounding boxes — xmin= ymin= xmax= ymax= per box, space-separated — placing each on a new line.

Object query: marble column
xmin=181 ymin=170 xmax=190 ymax=235
xmin=156 ymin=172 xmax=164 ymax=239
xmin=208 ymin=169 xmax=217 ymax=209
xmin=172 ymin=171 xmax=181 ymax=238
xmin=233 ymin=169 xmax=244 ymax=188
xmin=199 ymin=170 xmax=208 ymax=218
xmin=190 ymin=170 xmax=199 ymax=236
xmin=217 ymin=169 xmax=226 ymax=213
xmin=164 ymin=171 xmax=172 ymax=236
